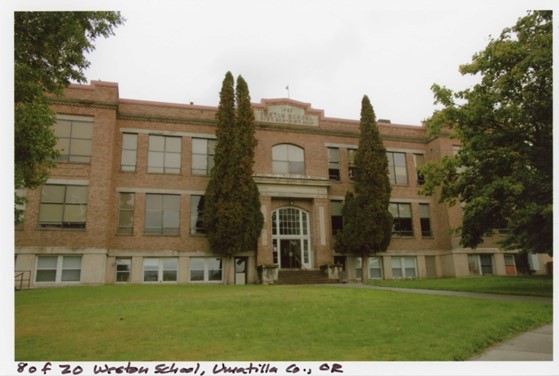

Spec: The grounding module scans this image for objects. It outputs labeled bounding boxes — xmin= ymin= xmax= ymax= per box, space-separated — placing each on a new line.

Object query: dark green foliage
xmin=204 ymin=73 xmax=264 ymax=257
xmin=421 ymin=11 xmax=552 ymax=255
xmin=14 ymin=11 xmax=124 ymax=223
xmin=335 ymin=96 xmax=392 ymax=281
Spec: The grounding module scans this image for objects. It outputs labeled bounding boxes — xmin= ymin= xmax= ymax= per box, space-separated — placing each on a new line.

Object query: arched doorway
xmin=271 ymin=207 xmax=312 ymax=269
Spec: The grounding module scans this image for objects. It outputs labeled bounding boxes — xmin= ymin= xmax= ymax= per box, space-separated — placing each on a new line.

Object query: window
xmin=419 ymin=203 xmax=432 ymax=237
xmin=414 ymin=154 xmax=425 ymax=185
xmin=504 ymin=255 xmax=516 ymax=275
xmin=144 ymin=194 xmax=180 ymax=235
xmin=36 ymin=255 xmax=82 ymax=282
xmin=143 ymin=258 xmax=178 ymax=282
xmin=190 ymin=195 xmax=206 ymax=235
xmin=54 ymin=115 xmax=94 ymax=163
xmin=355 ymin=257 xmax=383 ymax=279
xmin=389 ymin=203 xmax=413 ymax=236
xmin=121 ymin=133 xmax=137 ymax=172
xmin=387 ymin=152 xmax=408 ymax=185
xmin=117 ymin=193 xmax=135 ymax=235
xmin=391 ymin=256 xmax=417 ymax=278
xmin=38 ymin=184 xmax=88 ymax=229
xmin=272 ymin=144 xmax=305 ymax=175
xmin=369 ymin=257 xmax=383 ymax=279
xmin=192 ymin=138 xmax=216 ymax=176
xmin=468 ymin=254 xmax=494 ymax=276
xmin=327 ymin=147 xmax=340 ymax=180
xmin=330 ymin=200 xmax=343 ymax=235
xmin=148 ymin=135 xmax=181 ymax=174
xmin=116 ymin=258 xmax=131 ymax=282
xmin=189 ymin=258 xmax=223 ymax=282
xmin=348 ymin=149 xmax=358 ymax=179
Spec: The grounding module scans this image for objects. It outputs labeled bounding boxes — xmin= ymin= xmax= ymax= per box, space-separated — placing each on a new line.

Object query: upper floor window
xmin=387 ymin=152 xmax=408 ymax=185
xmin=38 ymin=184 xmax=88 ymax=229
xmin=117 ymin=192 xmax=135 ymax=235
xmin=419 ymin=203 xmax=432 ymax=237
xmin=144 ymin=194 xmax=180 ymax=235
xmin=148 ymin=135 xmax=181 ymax=174
xmin=389 ymin=202 xmax=413 ymax=237
xmin=330 ymin=200 xmax=343 ymax=235
xmin=327 ymin=147 xmax=340 ymax=180
xmin=272 ymin=144 xmax=305 ymax=175
xmin=121 ymin=133 xmax=137 ymax=172
xmin=413 ymin=154 xmax=425 ymax=185
xmin=190 ymin=195 xmax=206 ymax=235
xmin=192 ymin=138 xmax=216 ymax=176
xmin=54 ymin=115 xmax=94 ymax=163
xmin=348 ymin=149 xmax=358 ymax=179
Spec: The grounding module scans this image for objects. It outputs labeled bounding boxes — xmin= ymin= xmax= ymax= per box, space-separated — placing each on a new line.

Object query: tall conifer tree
xmin=335 ymin=96 xmax=392 ymax=282
xmin=204 ymin=72 xmax=263 ymax=282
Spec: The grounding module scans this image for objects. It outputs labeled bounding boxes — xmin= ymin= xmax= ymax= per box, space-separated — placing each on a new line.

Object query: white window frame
xmin=391 ymin=256 xmax=417 ymax=279
xmin=143 ymin=258 xmax=178 ymax=283
xmin=189 ymin=257 xmax=223 ymax=283
xmin=35 ymin=255 xmax=82 ymax=283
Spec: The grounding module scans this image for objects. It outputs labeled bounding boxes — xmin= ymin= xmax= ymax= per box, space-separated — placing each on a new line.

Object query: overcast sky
xmin=68 ymin=0 xmax=552 ymax=126
xmin=5 ymin=0 xmax=555 ymax=125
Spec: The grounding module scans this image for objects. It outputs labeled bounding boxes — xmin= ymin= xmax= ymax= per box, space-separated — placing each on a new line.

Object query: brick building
xmin=14 ymin=81 xmax=551 ymax=287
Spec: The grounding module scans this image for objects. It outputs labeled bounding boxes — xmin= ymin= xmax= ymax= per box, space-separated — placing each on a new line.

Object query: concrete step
xmin=277 ymin=270 xmax=335 ymax=285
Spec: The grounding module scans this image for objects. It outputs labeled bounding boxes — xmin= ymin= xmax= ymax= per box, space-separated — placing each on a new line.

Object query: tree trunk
xmin=361 ymin=252 xmax=369 ymax=283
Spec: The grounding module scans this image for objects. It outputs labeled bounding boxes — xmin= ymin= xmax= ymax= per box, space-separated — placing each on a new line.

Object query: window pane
xmin=123 ymin=133 xmax=137 ymax=149
xmin=121 ymin=150 xmax=137 ymax=170
xmin=162 ymin=258 xmax=178 ymax=270
xmin=144 ymin=258 xmax=159 ymax=270
xmin=328 ymin=147 xmax=340 ymax=162
xmin=163 ymin=271 xmax=177 ymax=281
xmin=39 ymin=204 xmax=63 ymax=222
xmin=118 ymin=211 xmax=134 ymax=228
xmin=165 ymin=137 xmax=181 ymax=152
xmin=64 ymin=205 xmax=87 ymax=222
xmin=55 ymin=138 xmax=70 ymax=157
xmin=272 ymin=144 xmax=288 ymax=160
xmin=38 ymin=256 xmax=57 ymax=269
xmin=62 ymin=256 xmax=81 ymax=269
xmin=42 ymin=185 xmax=65 ymax=203
xmin=330 ymin=201 xmax=343 ymax=216
xmin=419 ymin=204 xmax=430 ymax=218
xmin=54 ymin=120 xmax=71 ymax=137
xmin=148 ymin=151 xmax=165 ymax=172
xmin=36 ymin=270 xmax=56 ymax=282
xmin=61 ymin=270 xmax=81 ymax=282
xmin=149 ymin=135 xmax=165 ymax=151
xmin=190 ymin=258 xmax=204 ymax=270
xmin=144 ymin=271 xmax=158 ymax=282
xmin=116 ymin=258 xmax=131 ymax=271
xmin=163 ymin=195 xmax=180 ymax=210
xmin=272 ymin=161 xmax=289 ymax=174
xmin=192 ymin=154 xmax=208 ymax=175
xmin=192 ymin=138 xmax=207 ymax=154
xmin=65 ymin=186 xmax=88 ymax=204
xmin=146 ymin=195 xmax=163 ymax=210
xmin=165 ymin=153 xmax=181 ymax=169
xmin=162 ymin=211 xmax=179 ymax=230
xmin=119 ymin=193 xmax=135 ymax=210
xmin=399 ymin=204 xmax=412 ymax=218
xmin=190 ymin=270 xmax=204 ymax=281
xmin=70 ymin=139 xmax=92 ymax=156
xmin=288 ymin=145 xmax=304 ymax=161
xmin=71 ymin=122 xmax=93 ymax=138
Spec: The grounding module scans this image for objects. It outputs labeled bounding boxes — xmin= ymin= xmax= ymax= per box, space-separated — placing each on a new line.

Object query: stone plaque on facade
xmin=254 ymin=104 xmax=319 ymax=127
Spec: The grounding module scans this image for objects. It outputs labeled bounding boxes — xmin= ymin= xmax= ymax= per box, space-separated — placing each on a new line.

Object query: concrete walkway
xmin=325 ymin=283 xmax=553 ymax=361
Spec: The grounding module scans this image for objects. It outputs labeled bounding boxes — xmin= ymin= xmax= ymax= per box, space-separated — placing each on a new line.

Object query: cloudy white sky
xmin=68 ymin=0 xmax=552 ymax=126
xmin=5 ymin=0 xmax=556 ymax=126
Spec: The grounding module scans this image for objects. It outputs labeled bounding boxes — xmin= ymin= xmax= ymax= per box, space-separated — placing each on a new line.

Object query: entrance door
xmin=280 ymin=239 xmax=302 ymax=269
xmin=234 ymin=257 xmax=247 ymax=285
xmin=272 ymin=207 xmax=312 ymax=269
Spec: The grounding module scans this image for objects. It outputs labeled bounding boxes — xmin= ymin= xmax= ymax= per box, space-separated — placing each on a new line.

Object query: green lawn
xmin=15 ymin=284 xmax=552 ymax=361
xmin=367 ymin=275 xmax=553 ymax=297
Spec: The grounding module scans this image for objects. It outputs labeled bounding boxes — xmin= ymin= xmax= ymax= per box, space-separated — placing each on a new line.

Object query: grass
xmin=367 ymin=275 xmax=553 ymax=297
xmin=15 ymin=284 xmax=552 ymax=361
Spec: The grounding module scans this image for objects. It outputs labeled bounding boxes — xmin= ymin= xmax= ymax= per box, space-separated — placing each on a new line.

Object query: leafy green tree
xmin=14 ymin=11 xmax=124 ymax=223
xmin=204 ymin=72 xmax=264 ymax=277
xmin=420 ymin=11 xmax=552 ymax=255
xmin=335 ymin=96 xmax=392 ymax=282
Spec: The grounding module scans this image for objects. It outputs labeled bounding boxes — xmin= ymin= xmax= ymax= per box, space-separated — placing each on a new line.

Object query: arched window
xmin=272 ymin=144 xmax=305 ymax=175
